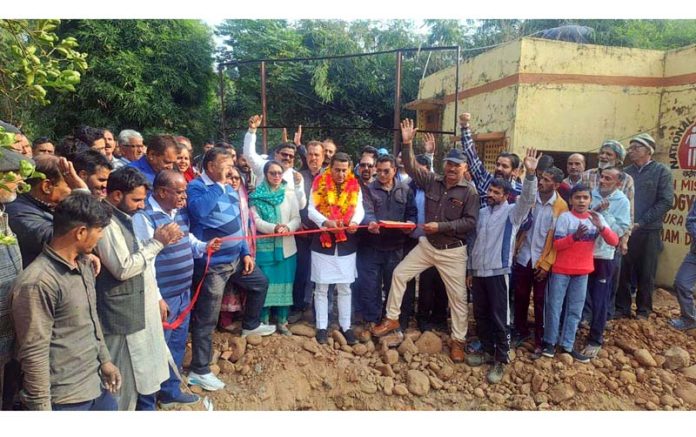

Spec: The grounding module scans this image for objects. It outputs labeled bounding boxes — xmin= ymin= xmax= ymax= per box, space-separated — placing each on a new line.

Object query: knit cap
xmin=630 ymin=133 xmax=656 ymax=154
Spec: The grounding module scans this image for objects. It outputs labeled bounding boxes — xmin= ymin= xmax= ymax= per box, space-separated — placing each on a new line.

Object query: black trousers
xmin=472 ymin=274 xmax=511 ymax=363
xmin=615 ymin=230 xmax=662 ymax=317
xmin=292 ymin=235 xmax=312 ymax=311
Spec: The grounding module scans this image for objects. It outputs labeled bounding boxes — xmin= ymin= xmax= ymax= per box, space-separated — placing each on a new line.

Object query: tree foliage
xmin=0 ymin=19 xmax=88 ymax=128
xmin=216 ymin=19 xmax=438 ymax=156
xmin=32 ymin=19 xmax=217 ymax=145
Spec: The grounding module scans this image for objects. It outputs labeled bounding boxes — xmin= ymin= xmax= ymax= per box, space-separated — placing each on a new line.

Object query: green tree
xmin=33 ymin=19 xmax=217 ymax=145
xmin=215 ymin=19 xmax=431 ymax=156
xmin=0 ymin=19 xmax=87 ymax=132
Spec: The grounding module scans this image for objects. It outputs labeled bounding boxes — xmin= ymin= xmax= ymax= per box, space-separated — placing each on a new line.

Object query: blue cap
xmin=377 ymin=148 xmax=389 ymax=156
xmin=444 ymin=148 xmax=467 ymax=164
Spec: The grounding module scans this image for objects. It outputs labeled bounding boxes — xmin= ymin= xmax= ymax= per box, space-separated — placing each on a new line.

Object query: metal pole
xmin=219 ymin=66 xmax=226 ymax=142
xmin=393 ymin=50 xmax=402 ymax=155
xmin=260 ymin=61 xmax=268 ymax=154
xmin=454 ymin=46 xmax=461 ymax=143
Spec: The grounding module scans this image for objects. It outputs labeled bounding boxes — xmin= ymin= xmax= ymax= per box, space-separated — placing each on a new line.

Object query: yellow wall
xmin=655 ymin=43 xmax=696 ymax=286
xmin=513 ymin=84 xmax=662 ymax=155
xmin=519 ymin=38 xmax=665 ymax=76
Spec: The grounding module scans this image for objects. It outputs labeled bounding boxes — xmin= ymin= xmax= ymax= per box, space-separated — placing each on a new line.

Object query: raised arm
xmin=401 ymin=118 xmax=433 ymax=189
xmin=459 ymin=113 xmax=493 ymax=197
xmin=511 ymin=148 xmax=540 ymax=225
xmin=243 ymin=114 xmax=268 ymax=177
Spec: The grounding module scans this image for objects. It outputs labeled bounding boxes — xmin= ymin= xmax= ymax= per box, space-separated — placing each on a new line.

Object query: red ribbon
xmin=162 ymin=222 xmax=416 ymax=330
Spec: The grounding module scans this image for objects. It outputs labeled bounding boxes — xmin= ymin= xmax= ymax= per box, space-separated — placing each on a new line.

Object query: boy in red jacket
xmin=541 ymin=184 xmax=618 ymax=362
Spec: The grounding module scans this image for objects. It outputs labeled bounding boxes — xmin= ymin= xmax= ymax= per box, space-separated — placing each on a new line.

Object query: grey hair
xmin=117 ymin=129 xmax=143 ymax=145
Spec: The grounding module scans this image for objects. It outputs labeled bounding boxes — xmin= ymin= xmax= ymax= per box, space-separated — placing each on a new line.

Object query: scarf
xmin=249 ymin=180 xmax=286 ymax=263
xmin=311 ymin=170 xmax=360 ymax=248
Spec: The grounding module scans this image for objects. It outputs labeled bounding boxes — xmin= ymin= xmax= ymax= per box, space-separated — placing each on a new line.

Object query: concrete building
xmin=407 ymin=37 xmax=696 ymax=285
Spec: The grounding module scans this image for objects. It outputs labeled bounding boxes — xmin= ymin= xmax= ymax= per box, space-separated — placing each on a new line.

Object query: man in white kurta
xmin=96 ymin=167 xmax=175 ymax=410
xmin=307 ymin=153 xmax=364 ymax=345
xmin=243 ymin=114 xmax=306 ymax=209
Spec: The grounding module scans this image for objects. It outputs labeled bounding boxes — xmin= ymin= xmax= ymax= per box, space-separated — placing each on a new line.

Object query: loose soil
xmin=170 ymin=288 xmax=696 ymax=411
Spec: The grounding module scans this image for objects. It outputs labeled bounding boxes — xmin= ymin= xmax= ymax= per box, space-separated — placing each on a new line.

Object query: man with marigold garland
xmin=372 ymin=119 xmax=479 ymax=363
xmin=308 ymin=152 xmax=365 ymax=345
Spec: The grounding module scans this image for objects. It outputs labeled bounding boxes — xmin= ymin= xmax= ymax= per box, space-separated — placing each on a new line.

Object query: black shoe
xmin=341 ymin=328 xmax=358 ymax=345
xmin=316 ymin=329 xmax=328 ymax=344
xmin=287 ymin=310 xmax=303 ymax=324
xmin=541 ymin=343 xmax=555 ymax=358
xmin=564 ymin=348 xmax=591 ymax=364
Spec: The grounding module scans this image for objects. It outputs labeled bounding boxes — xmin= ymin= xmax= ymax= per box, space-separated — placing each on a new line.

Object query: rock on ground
xmin=397 ymin=337 xmax=419 ymax=356
xmin=289 ymin=324 xmax=316 ymax=338
xmin=415 ymin=331 xmax=443 ymax=354
xmin=663 ymin=346 xmax=690 ymax=370
xmin=548 ymin=383 xmax=575 ymax=404
xmin=226 ymin=337 xmax=247 ymax=362
xmin=246 ymin=334 xmax=263 ymax=346
xmin=675 ymin=382 xmax=696 ymax=405
xmin=633 ymin=349 xmax=657 ymax=367
xmin=407 ymin=370 xmax=431 ymax=396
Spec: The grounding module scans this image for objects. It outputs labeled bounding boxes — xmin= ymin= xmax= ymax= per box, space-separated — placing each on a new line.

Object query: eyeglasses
xmin=279 ymin=152 xmax=295 ymax=159
xmin=359 ymin=163 xmax=374 ymax=168
xmin=228 ymin=175 xmax=241 ymax=181
xmin=267 ymin=171 xmax=283 ymax=177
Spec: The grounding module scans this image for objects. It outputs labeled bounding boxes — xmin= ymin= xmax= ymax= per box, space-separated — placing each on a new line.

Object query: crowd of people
xmin=0 ymin=110 xmax=693 ymax=411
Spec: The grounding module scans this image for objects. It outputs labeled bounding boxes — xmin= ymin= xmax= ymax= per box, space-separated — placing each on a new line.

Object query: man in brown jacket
xmin=372 ymin=119 xmax=479 ymax=362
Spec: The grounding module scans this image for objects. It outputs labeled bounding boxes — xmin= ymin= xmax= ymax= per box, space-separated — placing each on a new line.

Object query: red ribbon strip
xmin=162 ymin=222 xmax=417 ymax=330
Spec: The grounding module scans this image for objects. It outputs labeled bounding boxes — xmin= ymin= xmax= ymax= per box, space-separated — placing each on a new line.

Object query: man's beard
xmin=598 ymin=161 xmax=614 ymax=169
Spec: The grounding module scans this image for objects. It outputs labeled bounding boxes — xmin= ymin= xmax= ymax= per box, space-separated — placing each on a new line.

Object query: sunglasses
xmin=279 ymin=152 xmax=295 ymax=159
xmin=359 ymin=163 xmax=374 ymax=168
xmin=228 ymin=175 xmax=241 ymax=181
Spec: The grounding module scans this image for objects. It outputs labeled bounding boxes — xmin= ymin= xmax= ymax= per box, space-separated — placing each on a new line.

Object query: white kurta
xmin=243 ymin=131 xmax=307 ymax=210
xmin=95 ymin=215 xmax=169 ymax=410
xmin=307 ymin=185 xmax=365 ymax=284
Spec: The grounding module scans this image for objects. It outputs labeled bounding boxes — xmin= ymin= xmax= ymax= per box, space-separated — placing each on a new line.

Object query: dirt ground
xmin=171 ymin=288 xmax=696 ymax=411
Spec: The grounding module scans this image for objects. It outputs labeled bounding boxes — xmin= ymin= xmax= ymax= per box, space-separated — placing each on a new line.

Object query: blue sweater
xmin=128 ymin=156 xmax=157 ymax=185
xmin=140 ymin=204 xmax=195 ymax=298
xmin=186 ymin=176 xmax=250 ymax=266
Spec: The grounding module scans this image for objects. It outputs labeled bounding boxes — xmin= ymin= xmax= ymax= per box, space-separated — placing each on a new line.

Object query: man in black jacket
xmin=615 ymin=133 xmax=674 ymax=319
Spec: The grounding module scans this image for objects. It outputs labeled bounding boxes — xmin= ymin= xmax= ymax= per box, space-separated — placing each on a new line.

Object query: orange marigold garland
xmin=311 ymin=170 xmax=360 ymax=248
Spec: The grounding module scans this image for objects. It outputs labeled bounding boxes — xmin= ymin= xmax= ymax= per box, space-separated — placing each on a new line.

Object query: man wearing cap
xmin=581 ymin=140 xmax=634 ymax=323
xmin=615 ymin=133 xmax=673 ymax=319
xmin=372 ymin=119 xmax=479 ymax=363
xmin=0 ymin=147 xmax=34 ymax=407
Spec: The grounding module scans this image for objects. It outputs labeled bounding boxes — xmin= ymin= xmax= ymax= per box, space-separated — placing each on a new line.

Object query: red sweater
xmin=552 ymin=211 xmax=619 ymax=275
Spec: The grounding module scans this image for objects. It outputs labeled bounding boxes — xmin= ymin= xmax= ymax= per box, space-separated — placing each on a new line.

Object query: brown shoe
xmin=450 ymin=339 xmax=466 ymax=363
xmin=372 ymin=318 xmax=400 ymax=337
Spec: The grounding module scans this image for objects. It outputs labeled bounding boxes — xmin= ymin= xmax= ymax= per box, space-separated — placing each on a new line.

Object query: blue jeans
xmin=355 ymin=246 xmax=403 ymax=324
xmin=543 ymin=272 xmax=588 ymax=351
xmin=52 ymin=389 xmax=118 ymax=411
xmin=159 ymin=291 xmax=191 ymax=402
xmin=672 ymin=252 xmax=696 ymax=321
xmin=190 ymin=260 xmax=268 ymax=374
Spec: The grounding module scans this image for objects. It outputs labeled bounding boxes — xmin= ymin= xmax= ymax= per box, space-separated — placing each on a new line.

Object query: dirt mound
xmin=170 ymin=288 xmax=696 ymax=411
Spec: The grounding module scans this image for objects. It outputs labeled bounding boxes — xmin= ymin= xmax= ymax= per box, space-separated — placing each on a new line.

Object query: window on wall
xmin=472 ymin=132 xmax=508 ymax=174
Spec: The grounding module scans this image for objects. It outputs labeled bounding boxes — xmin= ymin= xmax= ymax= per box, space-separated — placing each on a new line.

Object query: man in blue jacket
xmin=186 ymin=147 xmax=275 ymax=392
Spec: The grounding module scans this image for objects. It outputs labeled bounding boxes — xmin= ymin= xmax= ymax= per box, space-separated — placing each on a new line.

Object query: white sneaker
xmin=187 ymin=371 xmax=225 ymax=391
xmin=241 ymin=323 xmax=277 ymax=337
